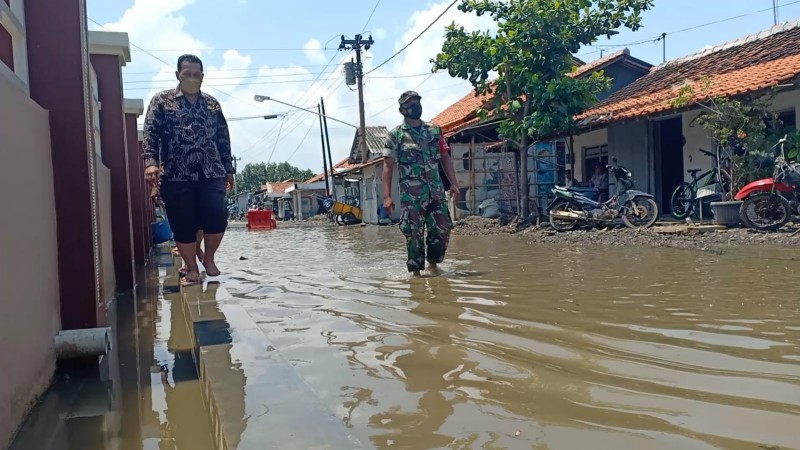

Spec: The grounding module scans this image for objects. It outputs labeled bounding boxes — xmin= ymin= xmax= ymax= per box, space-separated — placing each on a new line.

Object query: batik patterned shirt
xmin=142 ymin=87 xmax=234 ymax=182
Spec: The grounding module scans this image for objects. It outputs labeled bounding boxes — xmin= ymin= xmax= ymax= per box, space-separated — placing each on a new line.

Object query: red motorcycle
xmin=735 ymin=136 xmax=800 ymax=231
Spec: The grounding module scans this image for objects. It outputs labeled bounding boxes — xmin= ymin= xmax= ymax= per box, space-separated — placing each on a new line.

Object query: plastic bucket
xmin=151 ymin=218 xmax=173 ymax=244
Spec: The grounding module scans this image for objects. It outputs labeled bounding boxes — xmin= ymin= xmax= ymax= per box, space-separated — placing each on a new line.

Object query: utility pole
xmin=232 ymin=156 xmax=241 ymax=195
xmin=773 ymin=0 xmax=779 ymax=25
xmin=317 ymin=103 xmax=331 ymax=197
xmin=661 ymin=33 xmax=666 ymax=63
xmin=340 ymin=34 xmax=374 ymax=163
xmin=320 ymin=97 xmax=336 ymax=200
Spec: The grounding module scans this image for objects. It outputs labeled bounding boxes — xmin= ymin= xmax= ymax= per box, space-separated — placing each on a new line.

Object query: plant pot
xmin=709 ymin=200 xmax=743 ymax=227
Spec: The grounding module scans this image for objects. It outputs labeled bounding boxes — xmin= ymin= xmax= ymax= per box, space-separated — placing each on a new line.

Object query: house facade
xmin=0 ymin=1 xmax=149 ymax=445
xmin=431 ymin=49 xmax=652 ymax=217
xmin=573 ymin=21 xmax=800 ymax=212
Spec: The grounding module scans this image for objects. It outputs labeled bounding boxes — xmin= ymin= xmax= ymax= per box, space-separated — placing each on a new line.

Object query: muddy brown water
xmin=212 ymin=226 xmax=800 ymax=449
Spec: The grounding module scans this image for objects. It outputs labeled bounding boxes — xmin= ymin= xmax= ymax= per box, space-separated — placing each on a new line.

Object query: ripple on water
xmin=216 ymin=227 xmax=800 ymax=450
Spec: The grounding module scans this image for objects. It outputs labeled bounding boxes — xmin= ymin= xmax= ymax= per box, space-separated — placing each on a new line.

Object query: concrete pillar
xmin=124 ymin=99 xmax=145 ymax=266
xmin=138 ymin=137 xmax=153 ymax=249
xmin=25 ymin=0 xmax=104 ymax=329
xmin=89 ymin=32 xmax=134 ymax=289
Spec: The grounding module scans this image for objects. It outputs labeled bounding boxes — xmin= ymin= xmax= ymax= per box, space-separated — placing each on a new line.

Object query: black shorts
xmin=160 ymin=178 xmax=228 ymax=243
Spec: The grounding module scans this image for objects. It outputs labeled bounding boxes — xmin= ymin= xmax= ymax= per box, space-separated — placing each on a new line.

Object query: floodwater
xmin=215 ymin=225 xmax=800 ymax=450
xmin=10 ymin=258 xmax=216 ymax=450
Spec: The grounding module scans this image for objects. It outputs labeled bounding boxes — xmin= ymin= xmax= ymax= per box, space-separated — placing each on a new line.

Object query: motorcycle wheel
xmin=739 ymin=192 xmax=791 ymax=231
xmin=548 ymin=200 xmax=578 ymax=232
xmin=622 ymin=197 xmax=659 ymax=229
xmin=670 ymin=183 xmax=693 ymax=220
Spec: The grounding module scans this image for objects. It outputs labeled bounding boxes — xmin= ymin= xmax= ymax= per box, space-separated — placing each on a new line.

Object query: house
xmin=1 ymin=1 xmax=149 ymax=446
xmin=285 ymin=180 xmax=328 ymax=219
xmin=573 ymin=21 xmax=800 ymax=212
xmin=258 ymin=180 xmax=298 ymax=220
xmin=306 ymin=157 xmax=362 ymax=201
xmin=431 ymin=49 xmax=652 ymax=217
xmin=342 ymin=126 xmax=395 ymax=224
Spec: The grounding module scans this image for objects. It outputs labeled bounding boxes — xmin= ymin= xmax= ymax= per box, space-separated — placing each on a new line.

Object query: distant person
xmin=382 ymin=91 xmax=460 ymax=276
xmin=590 ymin=164 xmax=609 ymax=202
xmin=143 ymin=54 xmax=235 ymax=285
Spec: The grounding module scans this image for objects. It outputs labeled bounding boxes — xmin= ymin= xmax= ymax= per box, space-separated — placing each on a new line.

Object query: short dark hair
xmin=177 ymin=54 xmax=203 ymax=73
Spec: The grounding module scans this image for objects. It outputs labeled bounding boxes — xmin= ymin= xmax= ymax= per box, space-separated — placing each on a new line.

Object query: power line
xmin=122 ymin=71 xmax=437 ymax=88
xmin=124 ymin=63 xmax=338 ymax=75
xmin=362 ymin=0 xmax=382 ymax=32
xmin=365 ymin=0 xmax=458 ymax=75
xmin=285 ymin=116 xmax=320 ymax=163
xmin=86 ymin=17 xmax=255 ymax=108
xmin=587 ymin=0 xmax=800 ymax=50
xmin=131 ymin=47 xmax=330 ymax=52
xmin=266 ymin=115 xmax=287 ymax=165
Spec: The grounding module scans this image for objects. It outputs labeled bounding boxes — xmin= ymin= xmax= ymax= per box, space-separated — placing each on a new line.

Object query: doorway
xmin=655 ymin=117 xmax=684 ymax=213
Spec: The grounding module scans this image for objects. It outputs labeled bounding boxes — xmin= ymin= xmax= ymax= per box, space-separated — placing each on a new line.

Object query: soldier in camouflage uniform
xmin=382 ymin=91 xmax=460 ymax=276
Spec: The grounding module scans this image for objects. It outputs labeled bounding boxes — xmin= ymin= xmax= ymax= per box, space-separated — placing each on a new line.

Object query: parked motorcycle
xmin=736 ymin=136 xmax=800 ymax=231
xmin=547 ymin=157 xmax=659 ymax=231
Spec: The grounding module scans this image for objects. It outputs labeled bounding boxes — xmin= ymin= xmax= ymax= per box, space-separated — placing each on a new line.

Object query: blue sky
xmin=87 ymin=0 xmax=800 ymax=174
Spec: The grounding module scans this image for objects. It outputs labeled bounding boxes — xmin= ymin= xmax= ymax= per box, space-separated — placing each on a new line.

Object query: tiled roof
xmin=305 ymin=157 xmax=359 ymax=183
xmin=261 ymin=181 xmax=295 ymax=193
xmin=430 ymin=88 xmax=494 ymax=136
xmin=569 ymin=48 xmax=630 ymax=78
xmin=347 ymin=126 xmax=389 ymax=164
xmin=578 ymin=21 xmax=800 ymax=127
xmin=431 ymin=52 xmax=646 ymax=137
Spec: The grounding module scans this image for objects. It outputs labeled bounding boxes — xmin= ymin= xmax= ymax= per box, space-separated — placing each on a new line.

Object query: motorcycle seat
xmin=566 ymin=185 xmax=599 ymax=194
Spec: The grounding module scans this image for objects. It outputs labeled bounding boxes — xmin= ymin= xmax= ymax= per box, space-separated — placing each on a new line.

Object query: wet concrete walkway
xmin=10 ymin=248 xmax=216 ymax=450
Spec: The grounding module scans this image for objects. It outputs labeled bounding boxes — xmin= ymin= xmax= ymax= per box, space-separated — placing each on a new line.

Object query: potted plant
xmin=674 ymin=80 xmax=777 ymax=226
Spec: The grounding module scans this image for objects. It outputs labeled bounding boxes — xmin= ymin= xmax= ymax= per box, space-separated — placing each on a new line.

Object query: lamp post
xmin=227 ymin=113 xmax=284 ymax=122
xmin=253 ymin=95 xmax=356 ymax=129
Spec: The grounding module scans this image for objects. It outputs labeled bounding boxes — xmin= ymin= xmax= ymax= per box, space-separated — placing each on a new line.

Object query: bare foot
xmin=181 ymin=270 xmax=201 ymax=286
xmin=426 ymin=263 xmax=441 ymax=275
xmin=412 ymin=270 xmax=422 ymax=277
xmin=204 ymin=258 xmax=221 ymax=277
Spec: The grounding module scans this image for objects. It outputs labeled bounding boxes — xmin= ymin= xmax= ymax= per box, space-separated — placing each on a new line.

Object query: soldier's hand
xmin=383 ymin=196 xmax=394 ymax=215
xmin=449 ymin=184 xmax=460 ymax=198
xmin=144 ymin=166 xmax=161 ymax=187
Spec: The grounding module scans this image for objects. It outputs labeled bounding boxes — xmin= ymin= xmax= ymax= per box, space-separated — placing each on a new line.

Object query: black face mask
xmin=404 ymin=104 xmax=423 ymax=120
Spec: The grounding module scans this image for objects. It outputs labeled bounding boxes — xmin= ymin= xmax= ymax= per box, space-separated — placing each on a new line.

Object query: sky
xmin=86 ymin=0 xmax=800 ymax=176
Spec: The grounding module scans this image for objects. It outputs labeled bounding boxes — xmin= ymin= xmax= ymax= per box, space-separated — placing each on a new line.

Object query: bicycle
xmin=670 ymin=148 xmax=731 ymax=220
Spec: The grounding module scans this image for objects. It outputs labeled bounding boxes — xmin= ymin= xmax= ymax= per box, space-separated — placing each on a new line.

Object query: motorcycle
xmin=736 ymin=136 xmax=800 ymax=231
xmin=547 ymin=157 xmax=660 ymax=231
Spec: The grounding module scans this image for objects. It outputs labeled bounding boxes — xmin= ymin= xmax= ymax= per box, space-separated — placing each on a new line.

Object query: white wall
xmin=361 ymin=162 xmax=400 ymax=224
xmin=572 ymin=128 xmax=608 ymax=181
xmin=0 ymin=73 xmax=60 ymax=448
xmin=681 ymin=89 xmax=800 ymax=182
xmin=96 ymin=159 xmax=116 ymax=304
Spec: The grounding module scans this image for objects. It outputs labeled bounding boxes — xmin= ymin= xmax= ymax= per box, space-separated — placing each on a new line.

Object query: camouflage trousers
xmin=399 ymin=199 xmax=452 ymax=272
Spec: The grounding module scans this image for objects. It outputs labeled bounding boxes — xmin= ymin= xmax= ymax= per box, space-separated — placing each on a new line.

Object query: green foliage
xmin=233 ymin=162 xmax=315 ymax=195
xmin=676 ymin=78 xmax=787 ymax=197
xmin=432 ymin=0 xmax=653 ymax=146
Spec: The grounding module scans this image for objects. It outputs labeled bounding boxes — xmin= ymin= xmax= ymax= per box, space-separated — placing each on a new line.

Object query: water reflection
xmin=217 ymin=227 xmax=800 ymax=450
xmin=11 ymin=264 xmax=216 ymax=450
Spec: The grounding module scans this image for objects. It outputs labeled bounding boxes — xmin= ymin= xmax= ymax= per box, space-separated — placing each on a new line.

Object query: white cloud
xmin=303 ymin=38 xmax=326 ymax=64
xmin=103 ymin=0 xmax=493 ymax=175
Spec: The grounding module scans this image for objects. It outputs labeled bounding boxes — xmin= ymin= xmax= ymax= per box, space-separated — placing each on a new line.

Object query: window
xmin=0 ymin=0 xmax=28 ymax=92
xmin=583 ymin=144 xmax=609 ymax=182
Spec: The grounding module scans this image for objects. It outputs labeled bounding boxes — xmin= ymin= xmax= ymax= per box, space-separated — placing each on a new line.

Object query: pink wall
xmin=0 ymin=74 xmax=61 ymax=448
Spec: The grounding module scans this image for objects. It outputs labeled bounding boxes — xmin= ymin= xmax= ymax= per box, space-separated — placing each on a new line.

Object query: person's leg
xmin=425 ymin=199 xmax=452 ymax=271
xmin=399 ymin=201 xmax=425 ymax=275
xmin=160 ymin=181 xmax=201 ymax=284
xmin=198 ymin=178 xmax=228 ymax=276
xmin=195 ymin=230 xmax=204 ymax=263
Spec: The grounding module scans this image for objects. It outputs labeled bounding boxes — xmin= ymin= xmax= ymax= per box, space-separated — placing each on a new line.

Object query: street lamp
xmin=227 ymin=113 xmax=284 ymax=122
xmin=253 ymin=95 xmax=357 ymax=128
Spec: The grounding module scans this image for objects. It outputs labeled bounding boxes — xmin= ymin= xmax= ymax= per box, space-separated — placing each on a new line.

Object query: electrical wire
xmin=364 ymin=0 xmax=459 ymax=75
xmin=588 ymin=0 xmax=800 ymax=49
xmin=362 ymin=0 xmax=381 ymax=32
xmin=87 ymin=17 xmax=255 ymax=108
xmin=285 ymin=116 xmax=320 ymax=163
xmin=266 ymin=115 xmax=287 ymax=165
xmin=124 ymin=72 xmax=437 ymax=90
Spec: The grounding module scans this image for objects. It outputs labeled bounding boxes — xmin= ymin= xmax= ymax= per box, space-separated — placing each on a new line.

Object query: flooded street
xmin=216 ymin=226 xmax=800 ymax=450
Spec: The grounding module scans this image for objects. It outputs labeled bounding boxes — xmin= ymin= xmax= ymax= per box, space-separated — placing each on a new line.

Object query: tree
xmin=233 ymin=162 xmax=316 ymax=195
xmin=433 ymin=0 xmax=653 ymax=216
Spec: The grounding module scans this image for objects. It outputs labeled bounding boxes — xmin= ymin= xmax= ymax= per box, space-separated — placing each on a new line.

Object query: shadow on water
xmin=10 ymin=263 xmax=217 ymax=450
xmin=215 ymin=226 xmax=800 ymax=450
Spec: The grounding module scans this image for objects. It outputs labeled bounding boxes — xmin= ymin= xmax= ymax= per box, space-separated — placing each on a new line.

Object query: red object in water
xmin=247 ymin=210 xmax=277 ymax=230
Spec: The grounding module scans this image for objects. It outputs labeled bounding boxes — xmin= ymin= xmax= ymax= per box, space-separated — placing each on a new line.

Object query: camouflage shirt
xmin=383 ymin=122 xmax=446 ymax=203
xmin=142 ymin=87 xmax=234 ymax=182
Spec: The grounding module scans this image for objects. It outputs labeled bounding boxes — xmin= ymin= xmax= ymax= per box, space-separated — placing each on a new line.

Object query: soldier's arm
xmin=382 ymin=130 xmax=399 ymax=206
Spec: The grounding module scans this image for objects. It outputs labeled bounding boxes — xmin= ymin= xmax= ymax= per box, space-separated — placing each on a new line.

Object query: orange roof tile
xmin=578 ymin=22 xmax=800 ymax=127
xmin=430 ymin=88 xmax=494 ymax=135
xmin=305 ymin=157 xmax=360 ymax=183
